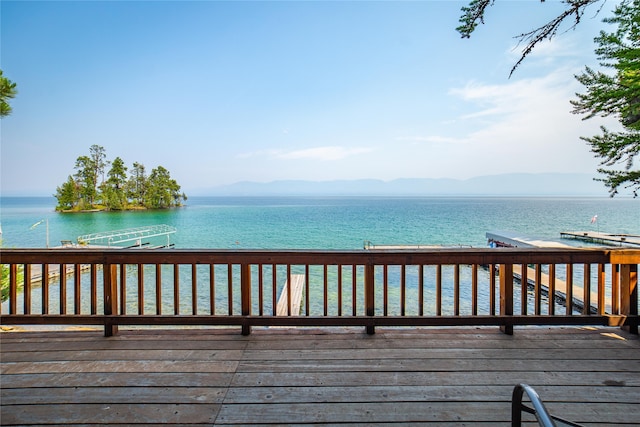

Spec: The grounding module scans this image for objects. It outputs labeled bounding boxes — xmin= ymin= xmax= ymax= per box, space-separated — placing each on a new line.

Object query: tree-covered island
xmin=54 ymin=145 xmax=187 ymax=211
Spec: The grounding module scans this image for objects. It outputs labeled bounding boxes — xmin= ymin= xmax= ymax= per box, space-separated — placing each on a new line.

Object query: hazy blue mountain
xmin=195 ymin=173 xmax=608 ymax=196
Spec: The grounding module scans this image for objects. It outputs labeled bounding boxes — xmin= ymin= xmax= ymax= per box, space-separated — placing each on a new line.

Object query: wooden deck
xmin=1 ymin=326 xmax=639 ymax=426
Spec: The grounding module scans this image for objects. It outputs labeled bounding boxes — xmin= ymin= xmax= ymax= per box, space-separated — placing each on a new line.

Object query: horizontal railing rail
xmin=1 ymin=248 xmax=637 ymax=336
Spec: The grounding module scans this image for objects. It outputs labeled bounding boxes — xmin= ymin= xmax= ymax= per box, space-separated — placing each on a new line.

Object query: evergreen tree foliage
xmin=54 ymin=176 xmax=80 ymax=210
xmin=0 ymin=69 xmax=17 ymax=118
xmin=102 ymin=157 xmax=128 ymax=210
xmin=571 ymin=0 xmax=640 ymax=196
xmin=74 ymin=155 xmax=98 ymax=208
xmin=457 ymin=0 xmax=604 ymax=77
xmin=54 ymin=147 xmax=186 ymax=210
xmin=145 ymin=166 xmax=182 ymax=209
xmin=128 ymin=162 xmax=147 ymax=206
xmin=458 ymin=0 xmax=638 ymax=196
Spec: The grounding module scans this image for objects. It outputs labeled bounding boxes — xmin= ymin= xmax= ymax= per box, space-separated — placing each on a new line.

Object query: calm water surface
xmin=1 ymin=196 xmax=638 ymax=248
xmin=2 ymin=196 xmax=638 ymax=316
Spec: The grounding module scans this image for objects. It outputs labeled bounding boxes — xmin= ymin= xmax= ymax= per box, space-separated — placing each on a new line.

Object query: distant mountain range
xmin=195 ymin=173 xmax=609 ymax=197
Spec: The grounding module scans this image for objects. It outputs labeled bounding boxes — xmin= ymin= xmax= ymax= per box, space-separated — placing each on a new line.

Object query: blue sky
xmin=0 ymin=0 xmax=621 ymax=196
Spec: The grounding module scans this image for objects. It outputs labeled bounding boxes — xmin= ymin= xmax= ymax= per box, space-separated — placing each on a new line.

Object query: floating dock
xmin=486 ymin=231 xmax=572 ymax=249
xmin=75 ymin=225 xmax=177 ymax=249
xmin=560 ymin=231 xmax=640 ymax=248
xmin=364 ymin=241 xmax=472 ymax=250
xmin=487 ymin=231 xmax=599 ymax=312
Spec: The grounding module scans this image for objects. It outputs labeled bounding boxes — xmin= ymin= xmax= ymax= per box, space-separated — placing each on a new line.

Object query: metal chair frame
xmin=512 ymin=384 xmax=584 ymax=427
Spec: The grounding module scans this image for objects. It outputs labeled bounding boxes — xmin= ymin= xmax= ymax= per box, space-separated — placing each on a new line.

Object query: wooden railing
xmin=1 ymin=248 xmax=637 ymax=336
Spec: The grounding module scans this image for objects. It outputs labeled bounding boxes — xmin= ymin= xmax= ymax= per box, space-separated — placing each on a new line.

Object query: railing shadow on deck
xmin=1 ymin=248 xmax=637 ymax=337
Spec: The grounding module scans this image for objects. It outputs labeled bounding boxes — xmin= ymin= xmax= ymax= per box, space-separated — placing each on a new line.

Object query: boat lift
xmin=76 ymin=225 xmax=177 ymax=249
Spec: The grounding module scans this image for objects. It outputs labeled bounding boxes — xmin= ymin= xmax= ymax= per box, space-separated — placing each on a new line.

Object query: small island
xmin=54 ymin=145 xmax=187 ymax=211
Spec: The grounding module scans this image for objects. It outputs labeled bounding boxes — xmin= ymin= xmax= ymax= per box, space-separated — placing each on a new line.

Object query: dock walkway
xmin=560 ymin=231 xmax=640 ymax=247
xmin=276 ymin=274 xmax=305 ymax=316
xmin=1 ymin=326 xmax=639 ymax=426
xmin=512 ymin=265 xmax=604 ymax=313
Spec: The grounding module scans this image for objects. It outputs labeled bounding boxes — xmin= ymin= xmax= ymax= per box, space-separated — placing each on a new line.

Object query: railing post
xmin=103 ymin=263 xmax=118 ymax=337
xmin=241 ymin=263 xmax=252 ymax=336
xmin=619 ymin=263 xmax=638 ymax=335
xmin=500 ymin=263 xmax=514 ymax=335
xmin=364 ymin=261 xmax=375 ymax=335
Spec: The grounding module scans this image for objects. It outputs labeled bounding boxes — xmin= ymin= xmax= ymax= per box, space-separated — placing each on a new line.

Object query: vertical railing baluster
xmin=352 ymin=264 xmax=357 ymax=317
xmin=155 ymin=264 xmax=162 ymax=315
xmin=436 ymin=264 xmax=442 ymax=316
xmin=174 ymin=264 xmax=180 ymax=315
xmin=490 ymin=264 xmax=496 ymax=316
xmin=227 ymin=263 xmax=233 ymax=315
xmin=400 ymin=265 xmax=406 ymax=317
xmin=534 ymin=264 xmax=542 ymax=315
xmin=598 ymin=263 xmax=606 ymax=315
xmin=137 ymin=264 xmax=144 ymax=315
xmin=419 ymin=264 xmax=424 ymax=316
xmin=583 ymin=263 xmax=591 ymax=315
xmin=60 ymin=264 xmax=67 ymax=315
xmin=286 ymin=264 xmax=292 ymax=316
xmin=520 ymin=263 xmax=527 ymax=316
xmin=42 ymin=264 xmax=49 ymax=315
xmin=454 ymin=264 xmax=460 ymax=316
xmin=120 ymin=264 xmax=127 ymax=315
xmin=209 ymin=264 xmax=215 ymax=315
xmin=566 ymin=264 xmax=573 ymax=315
xmin=337 ymin=265 xmax=343 ymax=317
xmin=305 ymin=264 xmax=310 ymax=316
xmin=612 ymin=264 xmax=620 ymax=314
xmin=74 ymin=263 xmax=82 ymax=315
xmin=23 ymin=264 xmax=31 ymax=315
xmin=383 ymin=265 xmax=388 ymax=317
xmin=91 ymin=265 xmax=97 ymax=315
xmin=272 ymin=264 xmax=278 ymax=316
xmin=472 ymin=264 xmax=478 ymax=316
xmin=9 ymin=264 xmax=17 ymax=314
xmin=192 ymin=264 xmax=198 ymax=315
xmin=258 ymin=264 xmax=264 ymax=316
xmin=549 ymin=264 xmax=556 ymax=315
xmin=323 ymin=265 xmax=328 ymax=317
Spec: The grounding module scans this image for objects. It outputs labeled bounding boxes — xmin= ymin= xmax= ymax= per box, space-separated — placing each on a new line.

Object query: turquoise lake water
xmin=1 ymin=196 xmax=639 ymax=316
xmin=1 ymin=196 xmax=638 ymax=249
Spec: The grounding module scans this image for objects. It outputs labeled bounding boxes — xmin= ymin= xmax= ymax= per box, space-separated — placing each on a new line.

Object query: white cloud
xmin=449 ymin=68 xmax=586 ymax=128
xmin=394 ymin=135 xmax=469 ymax=145
xmin=276 ymin=146 xmax=373 ymax=161
xmin=239 ymin=146 xmax=374 ymax=162
xmin=398 ymin=67 xmax=619 ymax=178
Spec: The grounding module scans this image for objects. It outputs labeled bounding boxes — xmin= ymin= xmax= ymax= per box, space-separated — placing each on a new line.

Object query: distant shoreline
xmin=55 ymin=206 xmax=183 ymax=213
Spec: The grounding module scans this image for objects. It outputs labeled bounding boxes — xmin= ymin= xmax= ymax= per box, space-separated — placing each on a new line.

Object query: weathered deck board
xmin=1 ymin=326 xmax=639 ymax=426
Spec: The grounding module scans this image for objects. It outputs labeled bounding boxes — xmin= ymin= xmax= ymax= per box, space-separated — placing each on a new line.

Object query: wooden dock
xmin=24 ymin=264 xmax=92 ymax=286
xmin=486 ymin=231 xmax=573 ymax=249
xmin=512 ymin=265 xmax=604 ymax=314
xmin=276 ymin=274 xmax=305 ymax=316
xmin=1 ymin=326 xmax=639 ymax=426
xmin=560 ymin=231 xmax=640 ymax=247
